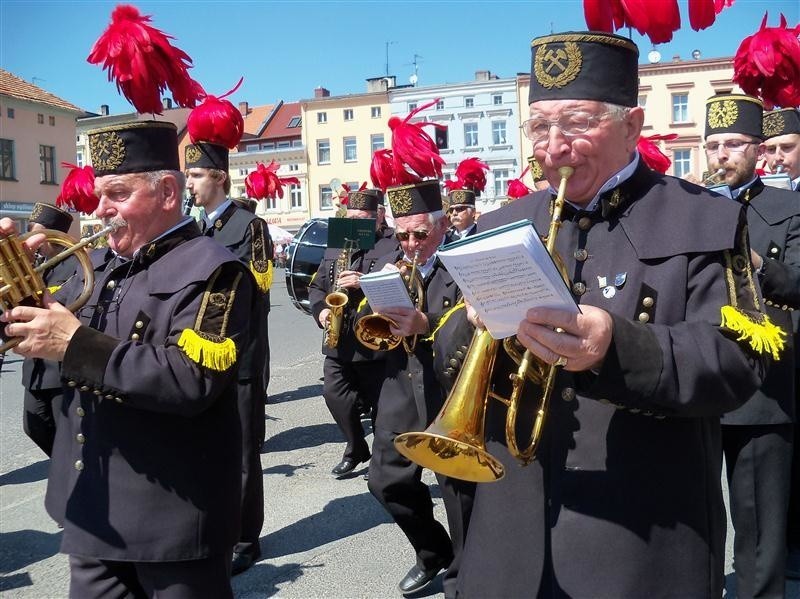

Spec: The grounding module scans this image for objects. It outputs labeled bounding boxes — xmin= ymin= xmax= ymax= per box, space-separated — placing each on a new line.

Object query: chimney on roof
xmin=672 ymin=54 xmax=681 ymax=62
xmin=238 ymin=101 xmax=249 ymax=116
xmin=100 ymin=104 xmax=109 ymax=116
xmin=314 ymin=87 xmax=330 ymax=98
xmin=366 ymin=76 xmax=396 ymax=93
xmin=475 ymin=70 xmax=493 ymax=81
xmin=162 ymin=98 xmax=173 ymax=110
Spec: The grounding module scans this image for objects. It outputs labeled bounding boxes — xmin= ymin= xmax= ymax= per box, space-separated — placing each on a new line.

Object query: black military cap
xmin=185 ymin=142 xmax=229 ymax=172
xmin=348 ymin=188 xmax=384 ymax=211
xmin=447 ymin=189 xmax=475 ymax=208
xmin=88 ymin=121 xmax=180 ymax=177
xmin=705 ymin=94 xmax=764 ymax=140
xmin=387 ymin=180 xmax=442 ymax=217
xmin=763 ymin=108 xmax=800 ymax=140
xmin=28 ymin=202 xmax=73 ymax=233
xmin=529 ymin=31 xmax=639 ymax=107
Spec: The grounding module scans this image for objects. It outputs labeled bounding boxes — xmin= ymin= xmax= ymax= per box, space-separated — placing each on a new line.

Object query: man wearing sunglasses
xmin=705 ymin=94 xmax=800 ymax=598
xmin=445 ymin=199 xmax=476 ymax=244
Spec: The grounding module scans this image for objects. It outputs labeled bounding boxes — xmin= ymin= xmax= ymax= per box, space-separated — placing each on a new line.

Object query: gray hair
xmin=143 ymin=170 xmax=186 ymax=196
xmin=601 ymin=103 xmax=633 ymax=122
xmin=426 ymin=210 xmax=445 ymax=226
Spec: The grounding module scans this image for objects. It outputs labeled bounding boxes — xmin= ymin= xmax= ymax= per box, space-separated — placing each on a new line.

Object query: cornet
xmin=0 ymin=223 xmax=116 ymax=353
xmin=394 ymin=166 xmax=574 ymax=483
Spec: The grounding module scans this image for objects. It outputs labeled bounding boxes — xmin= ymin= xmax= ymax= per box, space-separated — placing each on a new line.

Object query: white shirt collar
xmin=730 ymin=176 xmax=759 ymax=200
xmin=203 ymin=199 xmax=232 ymax=227
xmin=549 ymin=151 xmax=640 ymax=213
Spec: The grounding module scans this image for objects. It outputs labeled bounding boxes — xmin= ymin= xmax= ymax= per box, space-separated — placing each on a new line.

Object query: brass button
xmin=106 ymin=280 xmax=116 ymax=290
xmin=407 ymin=372 xmax=412 ymax=378
xmin=74 ymin=460 xmax=84 ymax=471
xmin=766 ymin=299 xmax=773 ymax=306
xmin=460 ymin=345 xmax=468 ymax=352
xmin=135 ymin=320 xmax=144 ymax=329
xmin=572 ymin=282 xmax=586 ymax=296
xmin=93 ymin=389 xmax=102 ymax=396
xmin=105 ymin=394 xmax=114 ymax=400
xmin=131 ymin=333 xmax=140 ymax=341
xmin=455 ymin=350 xmax=464 ymax=359
xmin=449 ymin=358 xmax=459 ymax=367
xmin=76 ymin=407 xmax=85 ymax=417
xmin=782 ymin=305 xmax=788 ymax=310
xmin=561 ymin=387 xmax=576 ymax=402
xmin=770 ymin=247 xmax=779 ymax=254
xmin=115 ymin=397 xmax=123 ymax=403
xmin=79 ymin=385 xmax=89 ymax=392
xmin=578 ymin=217 xmax=592 ymax=231
xmin=96 ymin=305 xmax=104 ymax=314
xmin=638 ymin=312 xmax=650 ymax=323
xmin=76 ymin=433 xmax=85 ymax=444
xmin=573 ymin=248 xmax=588 ymax=262
xmin=67 ymin=380 xmax=77 ymax=388
xmin=642 ymin=296 xmax=654 ymax=308
xmin=443 ymin=299 xmax=450 ymax=307
xmin=629 ymin=408 xmax=641 ymax=414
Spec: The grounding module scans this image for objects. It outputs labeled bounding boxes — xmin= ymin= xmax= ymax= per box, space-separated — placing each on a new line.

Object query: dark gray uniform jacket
xmin=308 ymin=226 xmax=398 ymax=362
xmin=45 ymin=221 xmax=253 ymax=561
xmin=721 ymin=178 xmax=800 ymax=425
xmin=453 ymin=162 xmax=765 ymax=598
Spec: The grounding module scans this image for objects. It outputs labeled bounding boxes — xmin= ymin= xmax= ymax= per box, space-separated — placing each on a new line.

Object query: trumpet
xmin=354 ymin=249 xmax=424 ymax=353
xmin=0 ymin=223 xmax=116 ymax=353
xmin=702 ymin=168 xmax=725 ymax=186
xmin=394 ymin=166 xmax=574 ymax=482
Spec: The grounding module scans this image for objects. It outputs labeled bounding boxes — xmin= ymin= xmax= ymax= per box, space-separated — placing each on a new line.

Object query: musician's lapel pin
xmin=598 ymin=272 xmax=627 ymax=299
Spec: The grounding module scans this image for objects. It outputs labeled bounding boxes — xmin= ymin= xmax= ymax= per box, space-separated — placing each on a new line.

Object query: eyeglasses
xmin=520 ymin=111 xmax=613 ymax=143
xmin=704 ymin=140 xmax=758 ymax=154
xmin=396 ymin=230 xmax=430 ymax=241
xmin=448 ymin=206 xmax=468 ymax=213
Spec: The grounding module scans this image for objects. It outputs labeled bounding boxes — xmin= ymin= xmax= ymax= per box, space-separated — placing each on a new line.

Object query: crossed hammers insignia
xmin=543 ymin=48 xmax=568 ymax=73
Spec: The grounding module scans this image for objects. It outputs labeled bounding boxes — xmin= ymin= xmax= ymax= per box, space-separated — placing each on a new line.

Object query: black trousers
xmin=322 ymin=358 xmax=382 ymax=461
xmin=368 ymin=427 xmax=474 ymax=599
xmin=789 ymin=371 xmax=800 ymax=551
xmin=23 ymin=387 xmax=63 ymax=457
xmin=68 ymin=554 xmax=232 ymax=599
xmin=235 ymin=376 xmax=265 ymax=558
xmin=723 ymin=423 xmax=794 ymax=599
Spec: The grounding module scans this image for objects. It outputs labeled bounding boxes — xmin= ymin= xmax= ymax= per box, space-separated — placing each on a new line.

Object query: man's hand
xmin=750 ymin=248 xmax=763 ymax=271
xmin=382 ymin=307 xmax=429 ymax=337
xmin=318 ymin=307 xmax=331 ymax=328
xmin=336 ymin=270 xmax=362 ymax=290
xmin=464 ymin=300 xmax=485 ymax=330
xmin=0 ymin=217 xmax=45 ymax=257
xmin=516 ymin=305 xmax=613 ymax=372
xmin=1 ymin=293 xmax=81 ymax=361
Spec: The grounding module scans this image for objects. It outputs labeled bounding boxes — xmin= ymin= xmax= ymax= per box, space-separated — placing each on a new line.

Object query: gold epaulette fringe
xmin=720 ymin=305 xmax=786 ymax=361
xmin=177 ymin=329 xmax=237 ymax=371
xmin=357 ymin=296 xmax=368 ymax=312
xmin=424 ymin=301 xmax=465 ymax=342
xmin=310 ymin=271 xmax=317 ymax=285
xmin=47 ymin=284 xmax=62 ymax=295
xmin=250 ymin=260 xmax=273 ymax=294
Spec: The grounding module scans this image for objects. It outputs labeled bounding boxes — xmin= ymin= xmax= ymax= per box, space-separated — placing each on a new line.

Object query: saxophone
xmin=323 ymin=246 xmax=352 ymax=349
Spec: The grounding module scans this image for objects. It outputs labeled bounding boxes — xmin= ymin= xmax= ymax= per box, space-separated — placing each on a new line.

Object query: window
xmin=0 ymin=138 xmax=14 ymax=179
xmin=76 ymin=150 xmax=84 ymax=168
xmin=408 ymin=102 xmax=417 ymax=112
xmin=465 ymin=97 xmax=474 ymax=108
xmin=288 ymin=163 xmax=299 ymax=171
xmin=343 ymin=137 xmax=357 ymax=162
xmin=246 ymin=143 xmax=259 ymax=151
xmin=494 ymin=169 xmax=510 ymax=197
xmin=37 ymin=113 xmax=44 ymax=124
xmin=317 ymin=112 xmax=327 ymax=124
xmin=287 ymin=116 xmax=301 ymax=128
xmin=320 ymin=185 xmax=334 ymax=209
xmin=638 ymin=95 xmax=647 ymax=108
xmin=371 ymin=106 xmax=381 ymax=118
xmin=317 ymin=139 xmax=330 ymax=164
xmin=436 ymin=99 xmax=444 ymax=110
xmin=493 ymin=94 xmax=503 ymax=105
xmin=276 ymin=141 xmax=291 ymax=149
xmin=492 ymin=121 xmax=507 ymax=145
xmin=238 ymin=167 xmax=250 ymax=176
xmin=6 ymin=107 xmax=14 ymax=118
xmin=343 ymin=108 xmax=354 ymax=121
xmin=672 ymin=149 xmax=691 ymax=178
xmin=264 ymin=194 xmax=278 ymax=210
xmin=261 ymin=142 xmax=275 ymax=150
xmin=290 ymin=184 xmax=303 ymax=209
xmin=49 ymin=115 xmax=55 ymax=126
xmin=292 ymin=139 xmax=303 ymax=147
xmin=672 ymin=93 xmax=689 ymax=123
xmin=435 ymin=127 xmax=449 ymax=150
xmin=371 ymin=133 xmax=385 ymax=153
xmin=464 ymin=122 xmax=479 ymax=147
xmin=40 ymin=145 xmax=56 ymax=184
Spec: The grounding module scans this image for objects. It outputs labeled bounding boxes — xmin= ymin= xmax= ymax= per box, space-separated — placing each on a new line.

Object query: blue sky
xmin=1 ymin=0 xmax=798 ymax=114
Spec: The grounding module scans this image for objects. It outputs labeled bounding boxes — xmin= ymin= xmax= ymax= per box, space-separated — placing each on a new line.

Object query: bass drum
xmin=285 ymin=218 xmax=328 ymax=315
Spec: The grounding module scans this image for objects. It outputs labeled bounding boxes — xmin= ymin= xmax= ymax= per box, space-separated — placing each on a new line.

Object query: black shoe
xmin=231 ymin=551 xmax=259 ymax=576
xmin=398 ymin=563 xmax=445 ymax=595
xmin=331 ymin=455 xmax=369 ymax=478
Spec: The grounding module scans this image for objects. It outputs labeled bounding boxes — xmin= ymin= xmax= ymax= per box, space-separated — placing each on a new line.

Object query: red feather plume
xmin=688 ymin=0 xmax=734 ymax=31
xmin=637 ymin=133 xmax=678 ymax=174
xmin=506 ymin=166 xmax=533 ymax=200
xmin=733 ymin=12 xmax=800 ymax=110
xmin=87 ymin=4 xmax=205 ymax=114
xmin=187 ymin=78 xmax=245 ymax=149
xmin=369 ymin=149 xmax=419 ymax=191
xmin=444 ymin=158 xmax=489 ymax=193
xmin=56 ymin=163 xmax=98 ymax=214
xmin=388 ymin=99 xmax=446 ymax=180
xmin=245 ymin=160 xmax=300 ymax=200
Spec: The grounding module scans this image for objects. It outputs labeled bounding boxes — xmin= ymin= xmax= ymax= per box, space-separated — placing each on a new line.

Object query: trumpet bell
xmin=354 ymin=313 xmax=402 ymax=351
xmin=394 ymin=430 xmax=505 ymax=483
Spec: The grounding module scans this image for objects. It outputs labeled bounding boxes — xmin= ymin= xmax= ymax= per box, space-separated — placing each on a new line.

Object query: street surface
xmin=1 ymin=268 xmax=798 ymax=598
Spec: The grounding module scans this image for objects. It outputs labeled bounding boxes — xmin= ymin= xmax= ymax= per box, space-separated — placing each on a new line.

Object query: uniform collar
xmin=552 ymin=151 xmax=640 ymax=215
xmin=730 ymin=175 xmax=759 ymax=201
xmin=133 ymin=218 xmax=201 ymax=267
xmin=203 ymin=199 xmax=233 ymax=230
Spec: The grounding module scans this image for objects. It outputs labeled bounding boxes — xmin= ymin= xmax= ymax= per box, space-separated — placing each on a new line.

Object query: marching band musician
xmin=1 ymin=120 xmax=255 ymax=598
xmin=184 ymin=97 xmax=273 ymax=577
xmin=360 ymin=181 xmax=473 ymax=598
xmin=704 ymin=94 xmax=800 ymax=598
xmin=308 ymin=187 xmax=397 ymax=477
xmin=442 ymin=31 xmax=771 ymax=598
xmin=763 ymin=108 xmax=800 ymax=191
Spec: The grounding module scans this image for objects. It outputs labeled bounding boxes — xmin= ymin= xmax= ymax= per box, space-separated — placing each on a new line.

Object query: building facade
xmin=0 ymin=68 xmax=84 ymax=234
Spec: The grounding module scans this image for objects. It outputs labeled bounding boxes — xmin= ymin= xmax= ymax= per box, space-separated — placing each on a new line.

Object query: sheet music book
xmin=438 ymin=219 xmax=578 ymax=339
xmin=358 ymin=266 xmax=414 ymax=313
xmin=327 ymin=217 xmax=376 ymax=250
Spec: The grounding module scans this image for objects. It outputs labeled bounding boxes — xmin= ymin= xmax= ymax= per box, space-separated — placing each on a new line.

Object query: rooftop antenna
xmin=31 ymin=76 xmax=46 ymax=86
xmin=405 ymin=54 xmax=424 ymax=86
xmin=385 ymin=41 xmax=397 ymax=76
